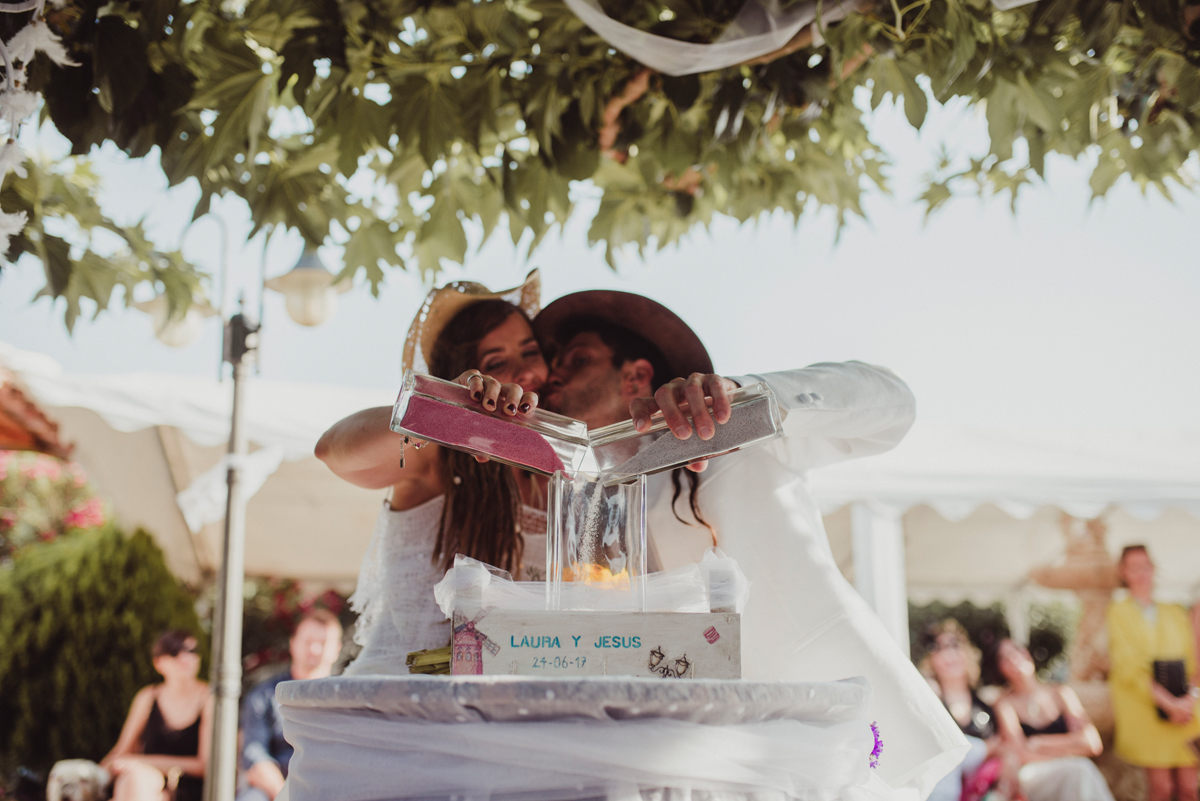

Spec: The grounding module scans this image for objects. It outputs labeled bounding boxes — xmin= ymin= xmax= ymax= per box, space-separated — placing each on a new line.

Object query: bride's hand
xmin=455 ymin=370 xmax=539 ymax=417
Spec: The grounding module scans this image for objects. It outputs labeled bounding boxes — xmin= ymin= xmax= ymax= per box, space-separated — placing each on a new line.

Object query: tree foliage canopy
xmin=3 ymin=0 xmax=1198 ymax=326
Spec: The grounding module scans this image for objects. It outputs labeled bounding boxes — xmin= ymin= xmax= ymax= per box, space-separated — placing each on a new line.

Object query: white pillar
xmin=851 ymin=503 xmax=910 ymax=657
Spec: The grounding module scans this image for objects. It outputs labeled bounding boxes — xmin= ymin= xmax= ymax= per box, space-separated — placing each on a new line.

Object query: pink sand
xmin=401 ymin=395 xmax=565 ymax=475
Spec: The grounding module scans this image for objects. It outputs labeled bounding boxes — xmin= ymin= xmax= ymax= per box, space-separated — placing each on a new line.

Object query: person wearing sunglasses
xmin=921 ymin=620 xmax=1020 ymax=801
xmin=101 ymin=630 xmax=213 ymax=801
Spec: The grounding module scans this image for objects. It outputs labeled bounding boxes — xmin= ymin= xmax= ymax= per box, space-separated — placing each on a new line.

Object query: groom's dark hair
xmin=555 ymin=316 xmax=672 ymax=389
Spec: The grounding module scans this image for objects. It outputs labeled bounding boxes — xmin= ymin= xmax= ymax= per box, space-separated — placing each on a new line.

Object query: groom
xmin=532 ymin=290 xmax=967 ymax=799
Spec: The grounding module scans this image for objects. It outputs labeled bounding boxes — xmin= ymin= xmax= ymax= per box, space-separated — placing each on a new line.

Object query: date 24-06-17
xmin=531 ymin=656 xmax=588 ymax=669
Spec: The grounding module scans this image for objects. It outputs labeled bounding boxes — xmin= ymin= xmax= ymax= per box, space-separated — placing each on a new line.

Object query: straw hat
xmin=401 ymin=269 xmax=542 ymax=375
xmin=533 ymin=290 xmax=713 ymax=380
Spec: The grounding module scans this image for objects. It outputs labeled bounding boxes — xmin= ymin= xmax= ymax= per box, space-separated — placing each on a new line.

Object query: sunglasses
xmin=929 ymin=638 xmax=963 ymax=653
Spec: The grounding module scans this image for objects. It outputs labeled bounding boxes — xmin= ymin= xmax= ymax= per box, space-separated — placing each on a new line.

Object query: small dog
xmin=46 ymin=760 xmax=111 ymax=801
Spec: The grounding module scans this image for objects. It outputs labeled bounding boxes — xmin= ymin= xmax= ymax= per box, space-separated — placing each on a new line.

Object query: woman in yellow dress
xmin=1106 ymin=544 xmax=1200 ymax=801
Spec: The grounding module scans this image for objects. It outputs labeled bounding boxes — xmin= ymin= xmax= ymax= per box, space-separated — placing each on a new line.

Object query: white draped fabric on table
xmin=276 ymin=675 xmax=901 ymax=801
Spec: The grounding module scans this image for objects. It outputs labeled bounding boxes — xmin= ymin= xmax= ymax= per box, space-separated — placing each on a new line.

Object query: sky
xmin=2 ymin=93 xmax=1198 ymax=432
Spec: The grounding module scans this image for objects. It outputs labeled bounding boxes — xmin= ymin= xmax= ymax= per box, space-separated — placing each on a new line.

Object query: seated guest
xmin=988 ymin=638 xmax=1114 ymax=801
xmin=102 ymin=630 xmax=212 ymax=801
xmin=922 ymin=620 xmax=1018 ymax=801
xmin=238 ymin=610 xmax=343 ymax=801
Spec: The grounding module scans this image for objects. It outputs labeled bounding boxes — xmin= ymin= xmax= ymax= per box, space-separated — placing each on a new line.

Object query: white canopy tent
xmin=0 ymin=342 xmax=393 ymax=588
xmin=814 ymin=427 xmax=1200 ymax=652
xmin=5 ymin=341 xmax=1199 ymax=648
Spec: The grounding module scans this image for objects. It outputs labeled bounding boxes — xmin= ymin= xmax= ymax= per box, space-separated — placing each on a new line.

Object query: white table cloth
xmin=276 ymin=675 xmax=902 ymax=801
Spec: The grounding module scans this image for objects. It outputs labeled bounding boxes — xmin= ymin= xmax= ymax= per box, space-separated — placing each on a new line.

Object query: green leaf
xmin=985 ymin=79 xmax=1020 ymax=162
xmin=341 ymin=218 xmax=400 ymax=293
xmin=191 ymin=71 xmax=276 ymax=167
xmin=335 ymin=93 xmax=391 ymax=177
xmin=919 ymin=181 xmax=953 ymax=219
xmin=395 ymin=77 xmax=462 ymax=168
xmin=1015 ymin=72 xmax=1060 ymax=133
xmin=41 ymin=234 xmax=71 ymax=299
xmin=413 ymin=197 xmax=468 ymax=273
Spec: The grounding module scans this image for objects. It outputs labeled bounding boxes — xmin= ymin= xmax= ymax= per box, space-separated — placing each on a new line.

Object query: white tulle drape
xmin=561 ymin=0 xmax=859 ymax=76
xmin=277 ymin=675 xmax=899 ymax=801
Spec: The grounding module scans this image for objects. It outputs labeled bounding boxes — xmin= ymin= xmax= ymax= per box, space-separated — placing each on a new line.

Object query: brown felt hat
xmin=533 ymin=290 xmax=713 ymax=380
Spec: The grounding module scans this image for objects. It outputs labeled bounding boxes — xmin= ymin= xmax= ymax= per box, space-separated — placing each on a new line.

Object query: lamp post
xmin=204 ymin=311 xmax=260 ymax=801
xmin=199 ymin=239 xmax=347 ymax=801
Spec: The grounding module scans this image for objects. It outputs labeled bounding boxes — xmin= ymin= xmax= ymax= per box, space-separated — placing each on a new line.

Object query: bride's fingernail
xmin=485 ymin=399 xmax=496 ymax=409
xmin=519 ymin=403 xmax=531 ymax=413
xmin=472 ymin=391 xmax=483 ymax=401
xmin=506 ymin=403 xmax=516 ymax=414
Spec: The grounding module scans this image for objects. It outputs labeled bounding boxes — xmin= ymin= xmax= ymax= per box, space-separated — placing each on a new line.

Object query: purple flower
xmin=869 ymin=721 xmax=883 ymax=769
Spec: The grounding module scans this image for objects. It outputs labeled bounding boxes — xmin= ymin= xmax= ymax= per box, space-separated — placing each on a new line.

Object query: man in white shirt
xmin=534 ymin=290 xmax=967 ymax=800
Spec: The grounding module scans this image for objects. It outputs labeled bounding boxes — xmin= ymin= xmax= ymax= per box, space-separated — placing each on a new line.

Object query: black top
xmin=945 ymin=690 xmax=997 ymax=740
xmin=1021 ymin=713 xmax=1069 ymax=738
xmin=143 ymin=698 xmax=203 ymax=801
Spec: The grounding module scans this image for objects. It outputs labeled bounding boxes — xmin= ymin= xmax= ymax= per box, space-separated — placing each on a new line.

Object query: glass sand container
xmin=547 ymin=472 xmax=648 ymax=612
xmin=390 ymin=370 xmax=591 ymax=476
xmin=587 ymin=382 xmax=785 ymax=484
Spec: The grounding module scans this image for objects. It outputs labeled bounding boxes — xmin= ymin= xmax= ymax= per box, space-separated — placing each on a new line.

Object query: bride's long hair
xmin=427 ymin=299 xmax=528 ymax=574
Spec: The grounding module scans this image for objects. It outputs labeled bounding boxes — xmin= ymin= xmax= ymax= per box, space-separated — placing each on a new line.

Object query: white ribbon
xmin=175 ymin=447 xmax=285 ymax=533
xmin=561 ymin=0 xmax=1039 ymax=76
xmin=561 ymin=0 xmax=858 ymax=76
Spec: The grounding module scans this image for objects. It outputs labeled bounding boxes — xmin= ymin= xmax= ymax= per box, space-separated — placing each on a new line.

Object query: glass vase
xmin=547 ymin=472 xmax=647 ymax=612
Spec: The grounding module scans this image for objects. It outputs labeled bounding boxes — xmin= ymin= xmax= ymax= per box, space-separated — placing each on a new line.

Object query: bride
xmin=315 ymin=270 xmax=549 ymax=672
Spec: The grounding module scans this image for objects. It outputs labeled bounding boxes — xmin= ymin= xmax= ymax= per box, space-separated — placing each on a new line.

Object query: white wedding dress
xmin=344 ymin=496 xmax=546 ymax=675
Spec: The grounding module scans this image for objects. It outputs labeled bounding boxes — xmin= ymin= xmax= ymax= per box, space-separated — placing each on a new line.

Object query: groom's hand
xmin=630 ymin=373 xmax=740 ymax=471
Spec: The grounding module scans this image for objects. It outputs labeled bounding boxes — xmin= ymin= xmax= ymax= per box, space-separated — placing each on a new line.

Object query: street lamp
xmin=202 ymin=242 xmax=347 ymax=801
xmin=133 ymin=295 xmax=218 ymax=348
xmin=264 ymin=248 xmax=351 ymax=327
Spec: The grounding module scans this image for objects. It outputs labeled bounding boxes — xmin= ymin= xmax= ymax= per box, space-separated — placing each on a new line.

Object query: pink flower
xmin=24 ymin=456 xmax=62 ymax=481
xmin=68 ymin=463 xmax=88 ymax=488
xmin=64 ymin=497 xmax=105 ymax=529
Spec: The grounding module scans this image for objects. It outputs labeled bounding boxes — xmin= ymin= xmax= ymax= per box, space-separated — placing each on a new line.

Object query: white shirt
xmin=645 ymin=361 xmax=968 ymax=800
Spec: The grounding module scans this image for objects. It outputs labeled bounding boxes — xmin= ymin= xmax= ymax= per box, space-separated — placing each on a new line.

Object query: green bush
xmin=0 ymin=525 xmax=205 ymax=777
